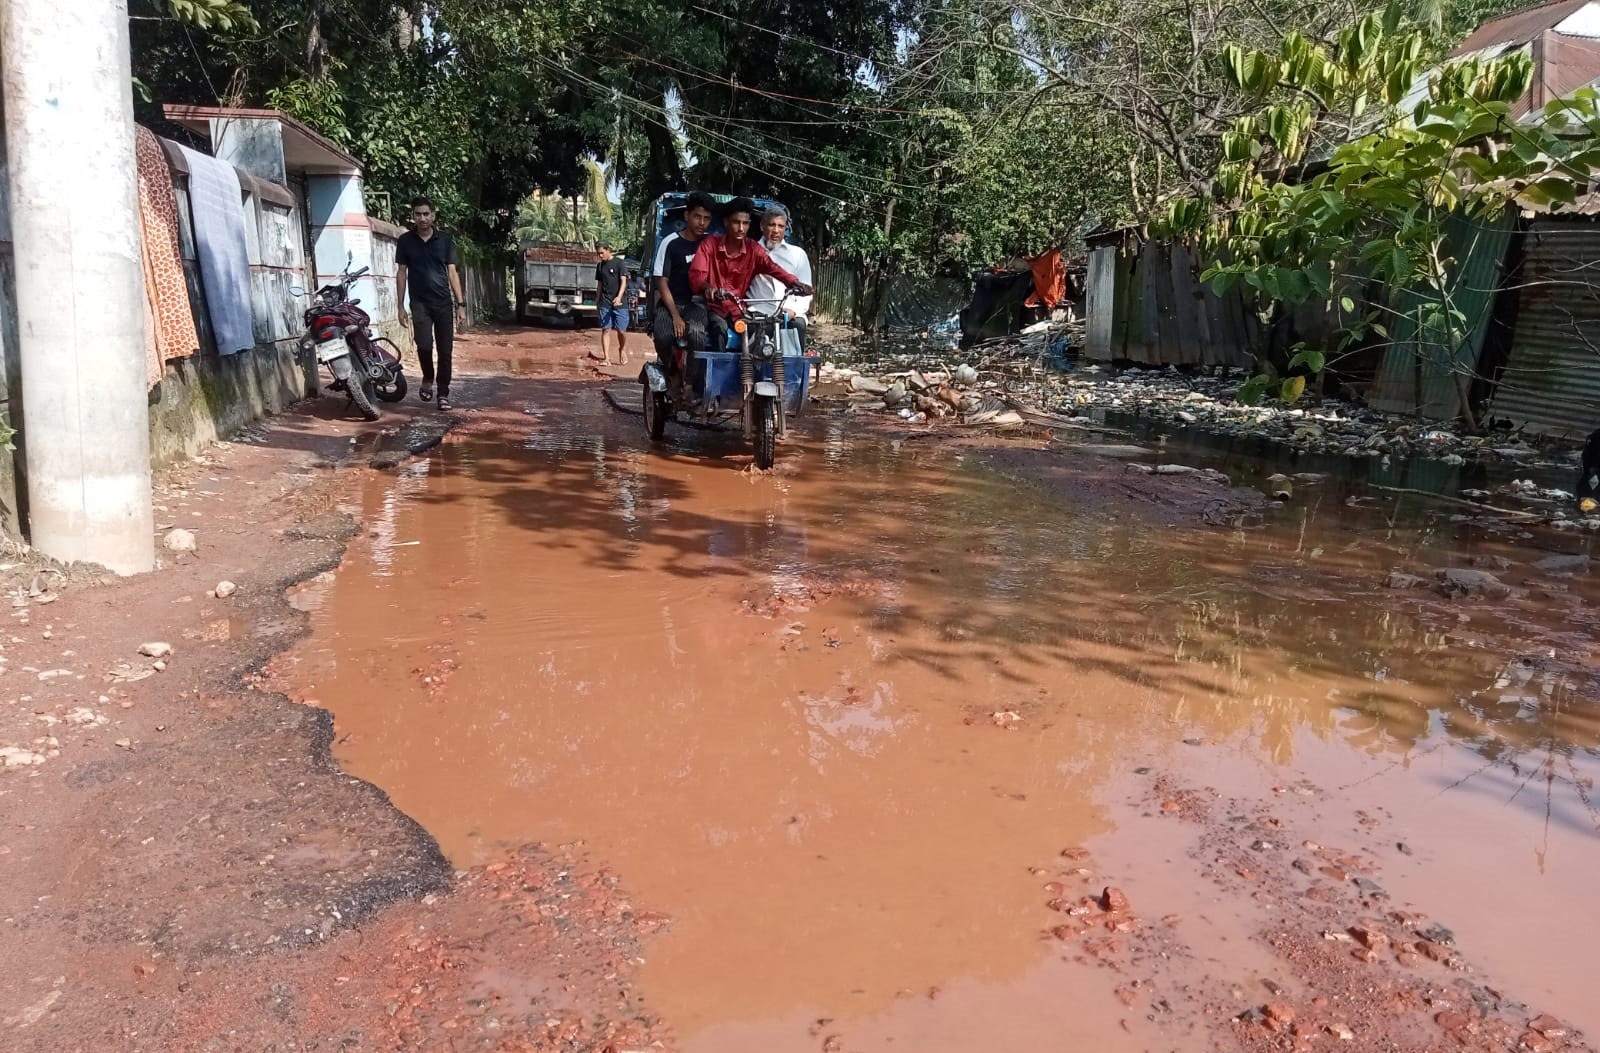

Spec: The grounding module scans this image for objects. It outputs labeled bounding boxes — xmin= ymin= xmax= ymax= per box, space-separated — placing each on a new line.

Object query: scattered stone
xmin=138 ymin=642 xmax=173 ymax=659
xmin=1386 ymin=571 xmax=1427 ymax=589
xmin=1419 ymin=940 xmax=1454 ymax=964
xmin=1263 ymin=1003 xmax=1296 ymax=1031
xmin=163 ymin=528 xmax=198 ymax=556
xmin=1520 ymin=1031 xmax=1556 ymax=1053
xmin=1529 ymin=1015 xmax=1569 ymax=1040
xmin=1350 ymin=925 xmax=1388 ymax=950
xmin=1327 ymin=1022 xmax=1355 ymax=1041
xmin=213 ymin=580 xmax=238 ymax=599
xmin=1435 ymin=568 xmax=1512 ymax=599
xmin=1100 ymin=887 xmax=1130 ymax=913
xmin=1266 ymin=474 xmax=1293 ymax=500
xmin=0 ymin=746 xmax=46 ymax=768
xmin=1417 ymin=922 xmax=1455 ymax=945
xmin=1153 ymin=463 xmax=1198 ymax=475
xmin=1532 ymin=554 xmax=1589 ymax=575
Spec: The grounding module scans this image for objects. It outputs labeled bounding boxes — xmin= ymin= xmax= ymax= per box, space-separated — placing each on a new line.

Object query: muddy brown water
xmin=280 ymin=393 xmax=1600 ymax=1050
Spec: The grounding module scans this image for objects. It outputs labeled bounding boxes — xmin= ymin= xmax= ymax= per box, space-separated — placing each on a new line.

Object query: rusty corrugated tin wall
xmin=1489 ymin=216 xmax=1600 ymax=438
xmin=1082 ymin=233 xmax=1256 ymax=367
xmin=1368 ymin=212 xmax=1516 ymax=420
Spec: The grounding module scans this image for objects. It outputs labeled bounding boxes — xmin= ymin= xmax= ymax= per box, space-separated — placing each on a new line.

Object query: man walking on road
xmin=396 ymin=197 xmax=466 ymax=411
xmin=595 ymin=243 xmax=630 ymax=366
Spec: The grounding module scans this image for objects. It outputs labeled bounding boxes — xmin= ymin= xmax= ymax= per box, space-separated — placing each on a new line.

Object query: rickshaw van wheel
xmin=644 ymin=388 xmax=668 ymax=441
xmin=754 ymin=397 xmax=777 ymax=469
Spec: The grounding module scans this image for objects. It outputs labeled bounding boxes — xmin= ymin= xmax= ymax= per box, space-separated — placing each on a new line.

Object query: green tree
xmin=1155 ymin=7 xmax=1600 ymax=424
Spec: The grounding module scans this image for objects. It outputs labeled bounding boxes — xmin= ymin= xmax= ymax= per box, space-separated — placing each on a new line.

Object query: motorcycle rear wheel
xmin=347 ymin=370 xmax=381 ymax=421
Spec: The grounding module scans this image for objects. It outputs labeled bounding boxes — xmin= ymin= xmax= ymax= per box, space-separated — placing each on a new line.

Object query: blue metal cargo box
xmin=692 ymin=352 xmax=810 ymax=416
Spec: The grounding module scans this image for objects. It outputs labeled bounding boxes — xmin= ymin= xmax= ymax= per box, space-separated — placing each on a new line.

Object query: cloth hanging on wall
xmin=177 ymin=144 xmax=255 ymax=355
xmin=134 ymin=127 xmax=199 ymax=385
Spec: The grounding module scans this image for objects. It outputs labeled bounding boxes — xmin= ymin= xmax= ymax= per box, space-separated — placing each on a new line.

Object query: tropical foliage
xmin=1144 ymin=6 xmax=1600 ymax=416
xmin=133 ymin=0 xmax=1548 ymax=329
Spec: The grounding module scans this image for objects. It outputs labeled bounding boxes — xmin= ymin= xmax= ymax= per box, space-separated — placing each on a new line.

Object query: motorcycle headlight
xmin=756 ymin=337 xmax=775 ymax=359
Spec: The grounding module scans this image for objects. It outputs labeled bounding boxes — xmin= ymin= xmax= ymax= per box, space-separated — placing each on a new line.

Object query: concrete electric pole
xmin=0 ymin=0 xmax=156 ymax=574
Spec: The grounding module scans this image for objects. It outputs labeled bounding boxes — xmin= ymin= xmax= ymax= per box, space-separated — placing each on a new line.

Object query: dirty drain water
xmin=279 ymin=397 xmax=1600 ymax=1050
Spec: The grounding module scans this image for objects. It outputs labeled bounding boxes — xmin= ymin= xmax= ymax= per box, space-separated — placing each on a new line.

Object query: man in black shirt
xmin=396 ymin=197 xmax=465 ymax=410
xmin=650 ymin=192 xmax=714 ymax=377
xmin=594 ymin=244 xmax=631 ymax=366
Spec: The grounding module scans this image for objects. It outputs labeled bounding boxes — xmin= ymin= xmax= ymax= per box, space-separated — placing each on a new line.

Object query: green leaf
xmin=1281 ymin=375 xmax=1307 ymax=403
xmin=1237 ymin=374 xmax=1273 ymax=406
xmin=1340 ymin=295 xmax=1356 ymax=312
xmin=1287 ymin=349 xmax=1327 ymax=373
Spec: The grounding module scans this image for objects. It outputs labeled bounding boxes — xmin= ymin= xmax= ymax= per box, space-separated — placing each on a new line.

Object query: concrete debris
xmin=1435 ymin=568 xmax=1513 ymax=599
xmin=0 ymin=745 xmax=47 ymax=768
xmin=138 ymin=642 xmax=173 ymax=659
xmin=213 ymin=580 xmax=238 ymax=599
xmin=163 ymin=528 xmax=198 ymax=556
xmin=810 ymin=333 xmax=1592 ymax=486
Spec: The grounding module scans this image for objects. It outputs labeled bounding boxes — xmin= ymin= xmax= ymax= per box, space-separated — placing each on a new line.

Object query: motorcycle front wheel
xmin=643 ymin=386 xmax=669 ymax=441
xmin=753 ymin=397 xmax=776 ymax=470
xmin=376 ymin=371 xmax=408 ymax=403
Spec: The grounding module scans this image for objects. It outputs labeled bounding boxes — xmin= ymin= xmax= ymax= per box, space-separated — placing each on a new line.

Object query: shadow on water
xmin=285 ymin=379 xmax=1600 ymax=1049
xmin=375 ymin=383 xmax=1600 ymax=831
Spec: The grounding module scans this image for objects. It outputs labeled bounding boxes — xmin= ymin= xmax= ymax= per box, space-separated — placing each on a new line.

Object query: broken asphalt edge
xmin=199 ymin=505 xmax=454 ymax=953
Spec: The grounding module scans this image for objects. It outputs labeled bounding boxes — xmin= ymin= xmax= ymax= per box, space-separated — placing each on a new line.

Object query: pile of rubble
xmin=816 ymin=333 xmax=1586 ymax=474
xmin=811 ymin=333 xmax=1600 ymax=531
xmin=819 ymin=361 xmax=1033 ymax=427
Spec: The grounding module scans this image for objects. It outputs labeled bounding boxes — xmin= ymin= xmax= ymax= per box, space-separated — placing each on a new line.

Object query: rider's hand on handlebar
xmin=789 ymin=282 xmax=814 ymax=297
xmin=710 ymin=287 xmax=734 ymax=303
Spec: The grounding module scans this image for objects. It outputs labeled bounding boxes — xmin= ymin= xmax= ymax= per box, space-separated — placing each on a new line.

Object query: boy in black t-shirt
xmin=650 ymin=193 xmax=715 ymax=376
xmin=595 ymin=244 xmax=630 ymax=366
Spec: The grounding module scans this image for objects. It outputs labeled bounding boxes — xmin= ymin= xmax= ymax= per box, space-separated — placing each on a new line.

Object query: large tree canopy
xmin=133 ymin=0 xmax=1536 ymax=323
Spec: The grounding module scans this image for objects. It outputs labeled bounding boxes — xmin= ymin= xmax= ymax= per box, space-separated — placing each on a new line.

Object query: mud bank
xmin=0 ymin=332 xmax=664 ymax=1052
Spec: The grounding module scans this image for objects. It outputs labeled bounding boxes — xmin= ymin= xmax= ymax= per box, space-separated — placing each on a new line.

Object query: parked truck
xmin=515 ymin=241 xmax=643 ymax=326
xmin=516 ymin=242 xmax=598 ymax=325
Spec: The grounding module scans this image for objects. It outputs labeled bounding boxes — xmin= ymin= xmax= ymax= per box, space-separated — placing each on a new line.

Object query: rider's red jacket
xmin=688 ymin=235 xmax=801 ymax=319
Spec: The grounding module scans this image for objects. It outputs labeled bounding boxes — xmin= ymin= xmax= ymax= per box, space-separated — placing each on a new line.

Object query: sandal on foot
xmin=419 ymin=384 xmax=434 ymax=402
xmin=438 ymin=397 xmax=452 ymax=411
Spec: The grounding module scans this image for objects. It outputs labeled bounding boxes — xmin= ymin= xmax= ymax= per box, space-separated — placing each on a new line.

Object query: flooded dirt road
xmin=274 ymin=376 xmax=1600 ymax=1052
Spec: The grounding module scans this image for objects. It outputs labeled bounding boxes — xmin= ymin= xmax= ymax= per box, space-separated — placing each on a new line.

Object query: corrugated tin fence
xmin=1488 ymin=217 xmax=1600 ymax=439
xmin=1084 ymin=237 xmax=1258 ymax=368
xmin=1085 ymin=215 xmax=1600 ymax=435
xmin=811 ymin=261 xmax=969 ymax=329
xmin=1367 ymin=212 xmax=1516 ymax=420
xmin=460 ymin=256 xmax=514 ymax=323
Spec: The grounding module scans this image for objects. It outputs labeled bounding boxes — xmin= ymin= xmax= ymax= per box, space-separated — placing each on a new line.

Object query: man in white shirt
xmin=749 ymin=204 xmax=812 ymax=351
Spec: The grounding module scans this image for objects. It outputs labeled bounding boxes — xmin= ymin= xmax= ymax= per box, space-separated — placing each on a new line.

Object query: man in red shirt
xmin=687 ymin=198 xmax=812 ymax=352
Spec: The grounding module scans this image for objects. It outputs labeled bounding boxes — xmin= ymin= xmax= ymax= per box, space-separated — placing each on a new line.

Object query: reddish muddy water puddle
xmin=279 ymin=397 xmax=1600 ymax=1050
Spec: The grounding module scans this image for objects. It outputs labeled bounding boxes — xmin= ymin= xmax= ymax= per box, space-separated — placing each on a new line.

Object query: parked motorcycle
xmin=297 ymin=258 xmax=407 ymax=421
